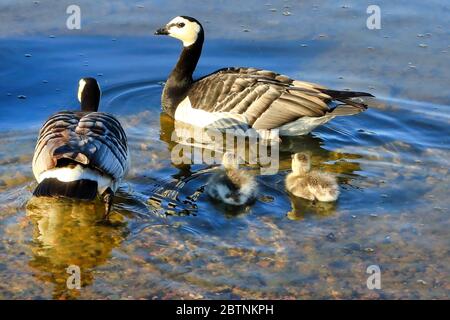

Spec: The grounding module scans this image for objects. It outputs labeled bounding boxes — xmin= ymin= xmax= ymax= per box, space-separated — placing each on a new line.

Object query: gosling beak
xmin=154 ymin=26 xmax=169 ymax=35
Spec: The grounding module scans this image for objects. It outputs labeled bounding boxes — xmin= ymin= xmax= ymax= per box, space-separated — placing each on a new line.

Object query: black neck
xmin=80 ymin=98 xmax=99 ymax=112
xmin=169 ymin=30 xmax=204 ymax=82
xmin=162 ymin=30 xmax=204 ymax=116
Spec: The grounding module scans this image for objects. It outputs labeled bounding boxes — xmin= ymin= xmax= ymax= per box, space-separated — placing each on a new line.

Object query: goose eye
xmin=178 ymin=22 xmax=185 ymax=28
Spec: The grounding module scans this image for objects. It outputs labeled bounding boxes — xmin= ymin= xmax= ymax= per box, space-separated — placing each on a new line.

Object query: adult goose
xmin=32 ymin=78 xmax=129 ymax=218
xmin=155 ymin=16 xmax=374 ymax=136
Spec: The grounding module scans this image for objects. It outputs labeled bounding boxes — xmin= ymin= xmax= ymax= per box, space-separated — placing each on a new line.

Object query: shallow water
xmin=0 ymin=0 xmax=449 ymax=299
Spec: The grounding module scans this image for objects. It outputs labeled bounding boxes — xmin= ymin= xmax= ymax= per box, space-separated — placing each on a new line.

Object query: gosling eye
xmin=178 ymin=22 xmax=185 ymax=28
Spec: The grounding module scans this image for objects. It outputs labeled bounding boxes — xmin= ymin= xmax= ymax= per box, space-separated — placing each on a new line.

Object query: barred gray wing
xmin=187 ymin=67 xmax=370 ymax=130
xmin=32 ymin=111 xmax=129 ymax=181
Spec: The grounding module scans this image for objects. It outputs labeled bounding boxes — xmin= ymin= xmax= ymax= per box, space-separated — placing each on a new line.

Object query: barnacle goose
xmin=155 ymin=16 xmax=374 ymax=136
xmin=286 ymin=153 xmax=339 ymax=202
xmin=206 ymin=152 xmax=257 ymax=206
xmin=32 ymin=78 xmax=129 ymax=218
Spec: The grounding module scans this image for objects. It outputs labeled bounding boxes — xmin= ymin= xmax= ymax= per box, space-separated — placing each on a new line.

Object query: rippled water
xmin=0 ymin=0 xmax=449 ymax=299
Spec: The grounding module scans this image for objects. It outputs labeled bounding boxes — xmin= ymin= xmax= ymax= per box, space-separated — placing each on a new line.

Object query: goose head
xmin=291 ymin=152 xmax=311 ymax=174
xmin=155 ymin=16 xmax=204 ymax=47
xmin=78 ymin=77 xmax=101 ymax=112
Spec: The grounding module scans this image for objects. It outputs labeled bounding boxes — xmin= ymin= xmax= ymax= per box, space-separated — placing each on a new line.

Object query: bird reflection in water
xmin=26 ymin=197 xmax=128 ymax=299
xmin=286 ymin=194 xmax=338 ymax=220
xmin=159 ymin=113 xmax=364 ymax=219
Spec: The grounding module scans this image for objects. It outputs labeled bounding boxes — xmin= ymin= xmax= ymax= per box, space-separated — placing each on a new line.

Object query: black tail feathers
xmin=33 ymin=178 xmax=98 ymax=201
xmin=320 ymin=89 xmax=374 ymax=99
xmin=321 ymin=88 xmax=373 ymax=116
xmin=53 ymin=145 xmax=89 ymax=165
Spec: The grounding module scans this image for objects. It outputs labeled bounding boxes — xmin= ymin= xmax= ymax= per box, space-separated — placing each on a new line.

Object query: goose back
xmin=32 ymin=111 xmax=129 ymax=181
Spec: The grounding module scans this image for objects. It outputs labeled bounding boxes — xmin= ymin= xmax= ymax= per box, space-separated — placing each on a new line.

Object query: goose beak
xmin=154 ymin=26 xmax=169 ymax=35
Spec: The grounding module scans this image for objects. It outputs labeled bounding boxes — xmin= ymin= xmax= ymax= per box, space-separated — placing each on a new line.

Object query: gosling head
xmin=78 ymin=77 xmax=101 ymax=112
xmin=222 ymin=152 xmax=239 ymax=170
xmin=291 ymin=152 xmax=311 ymax=174
xmin=154 ymin=16 xmax=204 ymax=47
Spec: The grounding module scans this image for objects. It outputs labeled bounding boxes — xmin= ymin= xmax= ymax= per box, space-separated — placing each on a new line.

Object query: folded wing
xmin=32 ymin=111 xmax=129 ymax=181
xmin=187 ymin=67 xmax=372 ymax=130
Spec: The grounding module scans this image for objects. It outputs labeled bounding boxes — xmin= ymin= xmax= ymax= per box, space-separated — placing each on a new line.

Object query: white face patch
xmin=167 ymin=16 xmax=201 ymax=47
xmin=78 ymin=79 xmax=86 ymax=103
xmin=77 ymin=78 xmax=101 ymax=104
xmin=97 ymin=81 xmax=102 ymax=98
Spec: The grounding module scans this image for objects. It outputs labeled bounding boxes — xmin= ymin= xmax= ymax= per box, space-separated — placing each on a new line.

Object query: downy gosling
xmin=206 ymin=152 xmax=257 ymax=206
xmin=286 ymin=153 xmax=339 ymax=202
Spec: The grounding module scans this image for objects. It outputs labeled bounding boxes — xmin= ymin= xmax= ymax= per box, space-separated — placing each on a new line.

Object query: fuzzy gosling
xmin=286 ymin=153 xmax=339 ymax=202
xmin=206 ymin=152 xmax=257 ymax=206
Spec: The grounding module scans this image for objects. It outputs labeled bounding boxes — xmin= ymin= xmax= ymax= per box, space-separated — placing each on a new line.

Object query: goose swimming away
xmin=32 ymin=78 xmax=129 ymax=218
xmin=206 ymin=152 xmax=258 ymax=206
xmin=155 ymin=16 xmax=374 ymax=136
xmin=286 ymin=153 xmax=339 ymax=202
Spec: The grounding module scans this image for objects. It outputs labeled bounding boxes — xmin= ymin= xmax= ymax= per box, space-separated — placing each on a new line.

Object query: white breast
xmin=174 ymin=96 xmax=249 ymax=129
